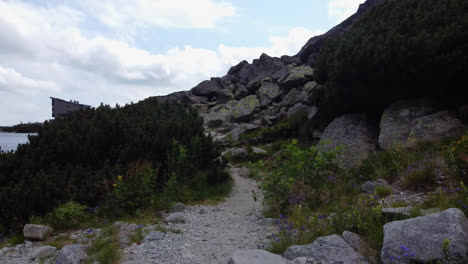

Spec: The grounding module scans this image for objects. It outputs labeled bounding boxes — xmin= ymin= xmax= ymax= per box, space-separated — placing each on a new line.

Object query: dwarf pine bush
xmin=45 ymin=201 xmax=88 ymax=229
xmin=252 ymin=139 xmax=340 ymax=215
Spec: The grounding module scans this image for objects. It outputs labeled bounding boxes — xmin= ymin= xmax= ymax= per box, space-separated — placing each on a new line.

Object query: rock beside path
xmin=23 ymin=224 xmax=53 ymax=241
xmin=164 ymin=212 xmax=187 ymax=224
xmin=381 ymin=208 xmax=468 ymax=264
xmin=143 ymin=231 xmax=165 ymax=243
xmin=30 ymin=246 xmax=57 ymax=260
xmin=228 ymin=250 xmax=287 ymax=264
xmin=56 ymin=245 xmax=87 ymax=264
xmin=283 ymin=234 xmax=368 ymax=264
xmin=170 ymin=202 xmax=186 ymax=213
xmin=320 ymin=113 xmax=377 ymax=167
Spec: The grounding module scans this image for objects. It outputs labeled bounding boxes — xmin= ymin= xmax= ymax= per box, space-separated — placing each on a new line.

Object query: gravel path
xmin=122 ymin=165 xmax=273 ymax=264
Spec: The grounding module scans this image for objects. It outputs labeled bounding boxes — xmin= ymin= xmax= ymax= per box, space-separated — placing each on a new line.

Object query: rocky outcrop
xmin=381 ymin=208 xmax=468 ymax=263
xmin=257 ymin=83 xmax=281 ymax=106
xmin=407 ymin=111 xmax=465 ymax=147
xmin=192 ymin=78 xmax=224 ymax=97
xmin=283 ymin=234 xmax=368 ymax=264
xmin=223 ymin=54 xmax=288 ymax=86
xmin=280 ymin=88 xmax=307 ymax=108
xmin=379 ymin=99 xmax=465 ymax=149
xmin=378 ymin=99 xmax=435 ymax=149
xmin=149 ymin=0 xmax=395 ymax=147
xmin=23 ymin=224 xmax=53 ymax=241
xmin=230 ymin=95 xmax=261 ymax=122
xmin=274 ymin=66 xmax=314 ymax=88
xmin=228 ymin=250 xmax=287 ymax=264
xmin=320 ymin=113 xmax=378 ymax=167
xmin=202 ymin=103 xmax=234 ymax=128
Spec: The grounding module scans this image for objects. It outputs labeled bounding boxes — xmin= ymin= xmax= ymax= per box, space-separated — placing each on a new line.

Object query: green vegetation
xmin=313 ymin=0 xmax=468 ymax=116
xmin=253 ymin=131 xmax=468 ymax=257
xmin=240 ymin=111 xmax=325 ymax=143
xmin=251 ymin=139 xmax=341 ymax=215
xmin=0 ymin=98 xmax=228 ymax=233
xmin=2 ymin=122 xmax=42 ymax=133
xmin=374 ymin=185 xmax=392 ymax=198
xmin=88 ymin=228 xmax=120 ymax=264
xmin=41 ymin=202 xmax=88 ymax=230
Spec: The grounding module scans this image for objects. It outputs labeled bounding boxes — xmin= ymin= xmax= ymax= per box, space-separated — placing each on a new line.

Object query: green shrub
xmin=444 ymin=133 xmax=468 ymax=182
xmin=109 ymin=161 xmax=156 ymax=215
xmin=360 ymin=146 xmax=414 ymax=182
xmin=266 ymin=196 xmax=384 ymax=255
xmin=252 ymin=139 xmax=340 ymax=214
xmin=45 ymin=202 xmax=88 ymax=230
xmin=375 ymin=185 xmax=392 ymax=198
xmin=314 ymin=0 xmax=468 ymax=115
xmin=401 ymin=167 xmax=436 ymax=191
xmin=423 ymin=183 xmax=468 ymax=217
xmin=0 ymin=98 xmax=226 ymax=231
xmin=88 ymin=236 xmax=120 ymax=264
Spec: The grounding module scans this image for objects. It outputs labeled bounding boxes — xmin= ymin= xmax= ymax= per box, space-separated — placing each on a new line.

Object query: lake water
xmin=0 ymin=132 xmax=35 ymax=152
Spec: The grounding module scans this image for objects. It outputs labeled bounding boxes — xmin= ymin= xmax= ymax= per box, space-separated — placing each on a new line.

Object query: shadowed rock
xmin=381 ymin=208 xmax=468 ymax=264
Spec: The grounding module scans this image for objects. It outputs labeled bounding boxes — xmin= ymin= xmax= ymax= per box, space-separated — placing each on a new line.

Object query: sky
xmin=0 ymin=0 xmax=365 ymax=125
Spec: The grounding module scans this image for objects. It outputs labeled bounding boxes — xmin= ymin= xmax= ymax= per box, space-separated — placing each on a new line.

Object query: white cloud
xmin=219 ymin=27 xmax=325 ymax=65
xmin=328 ymin=0 xmax=364 ymax=22
xmin=0 ymin=1 xmax=322 ymax=125
xmin=0 ymin=65 xmax=59 ymax=95
xmin=78 ymin=0 xmax=235 ymax=29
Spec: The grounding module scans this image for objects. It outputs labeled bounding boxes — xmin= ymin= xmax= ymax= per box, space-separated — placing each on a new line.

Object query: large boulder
xmin=202 ymin=104 xmax=233 ymax=128
xmin=283 ymin=234 xmax=368 ymax=264
xmin=223 ymin=53 xmax=286 ymax=86
xmin=280 ymin=88 xmax=307 ymax=108
xmin=406 ymin=111 xmax=465 ymax=147
xmin=286 ymin=104 xmax=317 ymax=120
xmin=381 ymin=208 xmax=468 ymax=264
xmin=257 ymin=83 xmax=281 ymax=106
xmin=192 ymin=78 xmax=224 ymax=97
xmin=56 ymin=245 xmax=88 ymax=264
xmin=222 ymin=148 xmax=249 ymax=159
xmin=378 ymin=99 xmax=434 ymax=149
xmin=320 ymin=113 xmax=378 ymax=167
xmin=216 ymin=89 xmax=235 ymax=104
xmin=230 ymin=123 xmax=259 ymax=141
xmin=230 ymin=95 xmax=260 ymax=122
xmin=228 ymin=250 xmax=287 ymax=264
xmin=233 ymin=84 xmax=250 ymax=100
xmin=276 ymin=66 xmax=314 ymax=88
xmin=23 ymin=224 xmax=53 ymax=241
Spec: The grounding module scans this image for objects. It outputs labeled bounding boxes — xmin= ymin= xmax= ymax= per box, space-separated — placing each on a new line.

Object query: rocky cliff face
xmin=153 ymin=0 xmax=390 ymax=146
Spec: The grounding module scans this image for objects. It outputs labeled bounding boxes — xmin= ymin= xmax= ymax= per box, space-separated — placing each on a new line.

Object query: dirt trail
xmin=122 ymin=165 xmax=273 ymax=264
